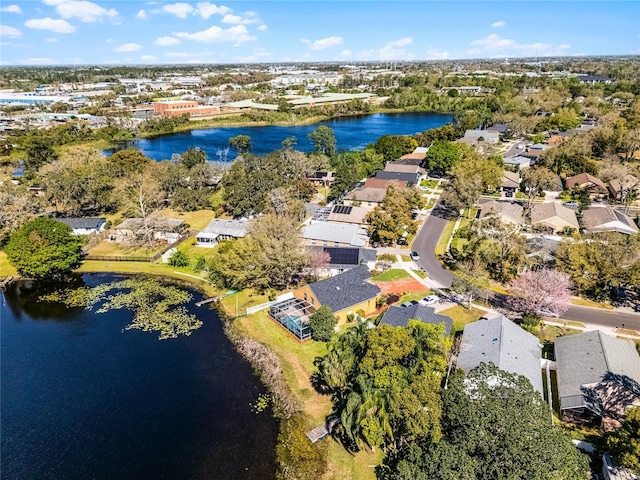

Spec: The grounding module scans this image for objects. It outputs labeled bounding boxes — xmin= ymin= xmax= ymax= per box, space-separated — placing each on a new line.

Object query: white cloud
xmin=174 ymin=24 xmax=255 ymax=45
xmin=221 ymin=11 xmax=260 ymax=25
xmin=195 ymin=2 xmax=231 ymax=19
xmin=336 ymin=49 xmax=352 ymax=60
xmin=491 ymin=21 xmax=506 ymax=28
xmin=0 ymin=25 xmax=22 ymax=38
xmin=426 ymin=48 xmax=449 ymax=60
xmin=359 ymin=37 xmax=413 ymax=60
xmin=468 ymin=34 xmax=571 ymax=57
xmin=154 ymin=36 xmax=180 ymax=46
xmin=300 ymin=38 xmax=310 ymax=43
xmin=1 ymin=5 xmax=22 ymax=13
xmin=234 ymin=49 xmax=270 ymax=62
xmin=163 ymin=3 xmax=193 ymax=18
xmin=114 ymin=42 xmax=142 ymax=52
xmin=22 ymin=57 xmax=57 ymax=64
xmin=45 ymin=36 xmax=58 ymax=42
xmin=25 ymin=18 xmax=76 ymax=33
xmin=136 ymin=9 xmax=147 ymax=19
xmin=311 ymin=36 xmax=343 ymax=50
xmin=257 ymin=24 xmax=267 ymax=31
xmin=165 ymin=51 xmax=198 ymax=58
xmin=43 ymin=0 xmax=118 ymax=22
xmin=140 ymin=54 xmax=158 ymax=61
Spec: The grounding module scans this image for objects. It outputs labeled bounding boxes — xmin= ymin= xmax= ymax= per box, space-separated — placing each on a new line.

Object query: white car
xmin=418 ymin=295 xmax=439 ymax=306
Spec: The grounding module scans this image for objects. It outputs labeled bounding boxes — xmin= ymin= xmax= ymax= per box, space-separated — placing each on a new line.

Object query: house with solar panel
xmin=195 ymin=218 xmax=250 ymax=247
xmin=301 ymin=221 xmax=369 ymax=247
xmin=308 ymin=246 xmax=377 ymax=277
xmin=555 ymin=331 xmax=640 ymax=421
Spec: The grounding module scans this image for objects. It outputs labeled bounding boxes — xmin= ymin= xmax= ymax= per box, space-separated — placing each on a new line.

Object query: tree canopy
xmin=378 ymin=363 xmax=589 ymax=480
xmin=309 ymin=306 xmax=338 ymax=342
xmin=5 ymin=217 xmax=83 ymax=278
xmin=308 ymin=126 xmax=337 ymax=157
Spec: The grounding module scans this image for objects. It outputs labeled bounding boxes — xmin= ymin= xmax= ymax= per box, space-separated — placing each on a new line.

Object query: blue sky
xmin=0 ymin=1 xmax=638 ymax=65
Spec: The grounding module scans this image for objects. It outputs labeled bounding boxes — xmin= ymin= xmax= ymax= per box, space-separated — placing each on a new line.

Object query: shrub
xmin=309 ymin=306 xmax=338 ymax=342
xmin=168 ymin=250 xmax=190 ymax=267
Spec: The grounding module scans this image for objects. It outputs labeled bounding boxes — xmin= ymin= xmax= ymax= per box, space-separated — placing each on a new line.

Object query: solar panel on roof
xmin=325 ymin=247 xmax=359 ymax=265
xmin=332 ymin=205 xmax=353 ymax=215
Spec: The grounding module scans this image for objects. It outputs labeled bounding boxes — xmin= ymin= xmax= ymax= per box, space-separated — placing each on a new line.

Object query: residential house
xmin=293 ymin=265 xmax=381 ymax=323
xmin=486 ymin=124 xmax=509 ymax=135
xmin=501 ymin=170 xmax=521 ymax=197
xmin=112 ymin=217 xmax=186 ymax=244
xmin=479 ymin=200 xmax=524 ymax=226
xmin=383 ymin=162 xmax=426 ymax=176
xmin=565 ymin=172 xmax=608 ymax=197
xmin=363 ymin=178 xmax=407 ymax=190
xmin=555 ymin=330 xmax=640 ymax=420
xmin=503 ymin=155 xmax=532 ymax=170
xmin=463 ymin=129 xmax=500 ymax=144
xmin=344 ymin=187 xmax=388 ymax=208
xmin=306 ymin=171 xmax=336 ymax=187
xmin=456 ymin=316 xmax=543 ymax=394
xmin=380 ymin=304 xmax=452 ymax=335
xmin=196 ymin=218 xmax=250 ymax=247
xmin=57 ymin=217 xmax=107 ymax=235
xmin=578 ymin=75 xmax=613 ymax=84
xmin=530 ymin=202 xmax=579 ymax=233
xmin=608 ymin=175 xmax=640 ymax=201
xmin=396 ymin=151 xmax=426 ymax=166
xmin=580 ymin=207 xmax=639 ymax=235
xmin=326 ymin=204 xmax=369 ymax=225
xmin=308 ymin=246 xmax=377 ymax=277
xmin=374 ymin=170 xmax=420 ymax=186
xmin=301 ymin=221 xmax=369 ymax=247
xmin=519 ymin=148 xmax=543 ymax=162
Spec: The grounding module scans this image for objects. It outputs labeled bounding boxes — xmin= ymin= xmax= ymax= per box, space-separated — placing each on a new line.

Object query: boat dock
xmin=0 ymin=276 xmax=15 ymax=290
xmin=195 ymin=290 xmax=237 ymax=307
xmin=305 ymin=418 xmax=340 ymax=443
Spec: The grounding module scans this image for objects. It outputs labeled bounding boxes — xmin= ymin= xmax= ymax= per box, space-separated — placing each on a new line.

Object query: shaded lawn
xmin=440 ymin=305 xmax=485 ymax=335
xmin=571 ymin=297 xmax=614 ymax=310
xmin=0 ymin=251 xmax=17 ymax=277
xmin=157 ymin=208 xmax=218 ymax=230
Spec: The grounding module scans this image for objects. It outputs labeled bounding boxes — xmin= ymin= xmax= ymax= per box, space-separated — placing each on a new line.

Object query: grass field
xmin=440 ymin=305 xmax=485 ymax=334
xmin=570 ymin=297 xmax=614 ymax=310
xmin=0 ymin=251 xmax=17 ymax=277
xmin=372 ymin=268 xmax=412 ymax=282
xmin=435 ymin=218 xmax=457 ymax=256
xmin=86 ymin=241 xmax=162 ymax=257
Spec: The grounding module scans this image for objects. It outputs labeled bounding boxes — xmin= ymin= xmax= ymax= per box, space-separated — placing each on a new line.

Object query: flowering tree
xmin=507 ymin=269 xmax=573 ymax=317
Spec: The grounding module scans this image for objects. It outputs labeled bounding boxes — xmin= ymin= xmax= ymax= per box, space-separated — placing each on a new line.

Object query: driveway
xmin=411 ymin=199 xmax=454 ymax=288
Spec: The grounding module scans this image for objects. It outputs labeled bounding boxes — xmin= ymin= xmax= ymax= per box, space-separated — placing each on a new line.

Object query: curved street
xmin=412 ymin=199 xmax=640 ymax=331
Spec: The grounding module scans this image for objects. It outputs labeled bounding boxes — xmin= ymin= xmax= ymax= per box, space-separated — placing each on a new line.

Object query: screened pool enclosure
xmin=268 ymin=297 xmax=316 ymax=341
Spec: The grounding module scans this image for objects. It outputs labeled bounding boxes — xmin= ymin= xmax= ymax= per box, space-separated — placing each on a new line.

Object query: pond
xmin=0 ymin=274 xmax=278 ymax=480
xmin=107 ymin=111 xmax=452 ymax=160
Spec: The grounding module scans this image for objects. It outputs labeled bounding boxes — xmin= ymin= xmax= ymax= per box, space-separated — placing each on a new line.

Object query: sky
xmin=0 ymin=1 xmax=638 ymax=65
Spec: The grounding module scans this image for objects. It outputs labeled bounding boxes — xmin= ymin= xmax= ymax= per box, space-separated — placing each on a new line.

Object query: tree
xmin=606 ymin=407 xmax=640 ymax=474
xmin=442 ymin=155 xmax=501 ymax=216
xmin=107 ymin=148 xmax=151 ymax=177
xmin=168 ymin=250 xmax=190 ymax=267
xmin=229 ymin=135 xmax=252 ymax=154
xmin=308 ymin=126 xmax=337 ymax=157
xmin=379 ymin=364 xmax=590 ymax=480
xmin=5 ymin=217 xmax=83 ymax=278
xmin=521 ymin=166 xmax=556 ymax=209
xmin=329 ymin=157 xmax=358 ymax=201
xmin=309 ymin=306 xmax=338 ymax=342
xmin=22 ymin=136 xmax=58 ymax=170
xmin=180 ymin=147 xmax=207 ymax=169
xmin=0 ymin=183 xmax=44 ymax=244
xmin=365 ymin=186 xmax=421 ymax=246
xmin=374 ymin=135 xmax=418 ymax=161
xmin=507 ymin=269 xmax=573 ymax=317
xmin=116 ymin=170 xmax=164 ymax=245
xmin=424 ymin=141 xmax=463 ymax=173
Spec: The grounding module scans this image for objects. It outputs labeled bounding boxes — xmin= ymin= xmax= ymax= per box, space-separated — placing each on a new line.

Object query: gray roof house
xmin=196 ymin=218 xmax=250 ymax=247
xmin=57 ymin=217 xmax=106 ymax=235
xmin=580 ymin=207 xmax=639 ymax=235
xmin=374 ymin=171 xmax=420 ymax=186
xmin=309 ymin=246 xmax=377 ymax=276
xmin=530 ymin=202 xmax=579 ymax=233
xmin=555 ymin=330 xmax=640 ymax=419
xmin=380 ymin=304 xmax=452 ymax=335
xmin=463 ymin=129 xmax=500 ymax=143
xmin=479 ymin=200 xmax=525 ymax=226
xmin=456 ymin=316 xmax=543 ymax=394
xmin=302 ymin=221 xmax=369 ymax=247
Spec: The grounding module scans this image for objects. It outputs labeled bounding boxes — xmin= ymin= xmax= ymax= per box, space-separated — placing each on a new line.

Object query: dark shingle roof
xmin=374 ymin=171 xmax=419 ymax=185
xmin=314 ymin=246 xmax=376 ymax=268
xmin=380 ymin=304 xmax=452 ymax=335
xmin=57 ymin=217 xmax=106 ymax=229
xmin=308 ymin=265 xmax=380 ymax=313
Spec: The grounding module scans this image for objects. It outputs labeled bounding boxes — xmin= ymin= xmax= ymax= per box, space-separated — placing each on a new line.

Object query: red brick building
xmin=153 ymin=100 xmax=220 ymax=118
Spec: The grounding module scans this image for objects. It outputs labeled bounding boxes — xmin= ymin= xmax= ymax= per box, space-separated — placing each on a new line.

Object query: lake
xmin=0 ymin=274 xmax=278 ymax=480
xmin=107 ymin=112 xmax=452 ymax=160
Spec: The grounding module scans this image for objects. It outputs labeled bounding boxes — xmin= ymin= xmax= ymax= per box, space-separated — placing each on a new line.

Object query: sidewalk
xmin=543 ymin=320 xmax=640 ymax=340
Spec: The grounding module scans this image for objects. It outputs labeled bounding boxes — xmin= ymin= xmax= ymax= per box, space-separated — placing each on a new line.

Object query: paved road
xmin=562 ymin=305 xmax=640 ymax=331
xmin=412 ymin=200 xmax=454 ymax=288
xmin=412 ymin=199 xmax=640 ymax=329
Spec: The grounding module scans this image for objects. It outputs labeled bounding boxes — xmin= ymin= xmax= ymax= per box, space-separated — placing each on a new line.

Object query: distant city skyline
xmin=0 ymin=1 xmax=638 ymax=66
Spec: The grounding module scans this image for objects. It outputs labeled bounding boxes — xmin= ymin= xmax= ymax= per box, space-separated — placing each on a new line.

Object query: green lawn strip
xmin=537 ymin=324 xmax=581 ymax=343
xmin=399 ymin=254 xmax=412 ymax=262
xmin=435 ymin=218 xmax=457 ymax=256
xmin=399 ymin=290 xmax=432 ymax=304
xmin=86 ymin=241 xmax=163 ymax=258
xmin=0 ymin=251 xmax=17 ymax=277
xmin=425 ymin=198 xmax=437 ymax=210
xmin=570 ymin=297 xmax=615 ymax=310
xmin=440 ymin=305 xmax=485 ymax=335
xmin=412 ymin=269 xmax=428 ymax=279
xmin=324 ymin=440 xmax=381 ymax=480
xmin=372 ymin=268 xmax=412 ymax=282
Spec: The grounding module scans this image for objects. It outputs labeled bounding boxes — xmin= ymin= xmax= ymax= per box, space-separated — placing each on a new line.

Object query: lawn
xmin=571 ymin=297 xmax=614 ymax=310
xmin=0 ymin=251 xmax=17 ymax=277
xmin=372 ymin=268 xmax=412 ymax=282
xmin=439 ymin=305 xmax=485 ymax=334
xmin=400 ymin=290 xmax=432 ymax=303
xmin=537 ymin=324 xmax=581 ymax=343
xmin=157 ymin=208 xmax=218 ymax=230
xmin=399 ymin=254 xmax=412 ymax=262
xmin=425 ymin=198 xmax=437 ymax=210
xmin=435 ymin=218 xmax=457 ymax=256
xmin=86 ymin=241 xmax=163 ymax=257
xmin=420 ymin=179 xmax=438 ymax=189
xmin=412 ymin=269 xmax=428 ymax=279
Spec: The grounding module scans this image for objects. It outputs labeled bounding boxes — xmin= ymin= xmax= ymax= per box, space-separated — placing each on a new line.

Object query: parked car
xmin=411 ymin=251 xmax=420 ymax=261
xmin=401 ymin=301 xmax=413 ymax=308
xmin=563 ymin=201 xmax=578 ymax=207
xmin=418 ymin=295 xmax=439 ymax=306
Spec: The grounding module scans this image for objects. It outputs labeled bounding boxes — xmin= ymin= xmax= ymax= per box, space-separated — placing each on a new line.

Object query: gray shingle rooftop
xmin=380 ymin=304 xmax=452 ymax=335
xmin=200 ymin=218 xmax=249 ymax=238
xmin=57 ymin=217 xmax=106 ymax=230
xmin=308 ymin=265 xmax=381 ymax=313
xmin=555 ymin=330 xmax=640 ymax=411
xmin=456 ymin=316 xmax=543 ymax=394
xmin=302 ymin=222 xmax=368 ymax=247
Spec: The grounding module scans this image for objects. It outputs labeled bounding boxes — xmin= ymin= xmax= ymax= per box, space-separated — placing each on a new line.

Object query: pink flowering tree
xmin=507 ymin=269 xmax=573 ymax=318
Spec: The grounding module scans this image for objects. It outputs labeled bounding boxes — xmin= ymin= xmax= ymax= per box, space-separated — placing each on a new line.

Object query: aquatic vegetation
xmin=41 ymin=278 xmax=202 ymax=340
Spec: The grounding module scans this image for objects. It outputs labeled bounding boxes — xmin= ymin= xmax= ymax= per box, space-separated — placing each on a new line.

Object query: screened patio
xmin=268 ymin=297 xmax=316 ymax=341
